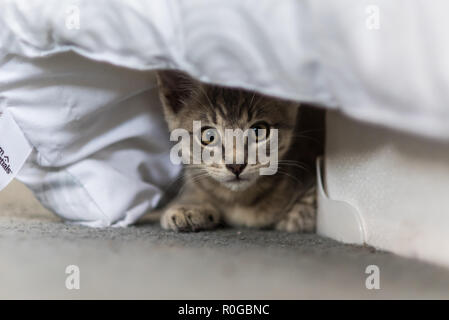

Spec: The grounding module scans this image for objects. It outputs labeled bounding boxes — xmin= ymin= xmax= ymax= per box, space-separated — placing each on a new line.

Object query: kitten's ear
xmin=156 ymin=70 xmax=197 ymax=114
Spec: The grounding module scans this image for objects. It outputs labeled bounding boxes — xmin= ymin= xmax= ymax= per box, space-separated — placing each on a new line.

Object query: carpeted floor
xmin=1 ymin=180 xmax=449 ymax=299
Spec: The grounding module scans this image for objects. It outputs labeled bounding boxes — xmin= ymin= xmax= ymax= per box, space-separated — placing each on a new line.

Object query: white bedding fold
xmin=1 ymin=0 xmax=448 ymax=225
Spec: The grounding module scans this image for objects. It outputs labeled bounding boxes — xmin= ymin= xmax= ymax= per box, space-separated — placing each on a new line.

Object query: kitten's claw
xmin=161 ymin=205 xmax=220 ymax=232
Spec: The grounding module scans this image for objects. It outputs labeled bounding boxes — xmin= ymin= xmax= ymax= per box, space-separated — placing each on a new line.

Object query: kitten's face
xmin=157 ymin=71 xmax=298 ymax=191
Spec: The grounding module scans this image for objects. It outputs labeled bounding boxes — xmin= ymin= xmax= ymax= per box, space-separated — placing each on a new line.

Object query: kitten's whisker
xmin=178 ymin=172 xmax=210 ymax=193
xmin=198 ymin=85 xmax=216 ymax=114
xmin=278 ymin=160 xmax=307 ymax=168
xmin=249 ymin=92 xmax=256 ymax=110
xmin=187 ymin=164 xmax=208 ymax=170
xmin=276 ymin=170 xmax=304 ymax=187
xmin=164 ymin=166 xmax=210 ymax=194
xmin=278 ymin=163 xmax=308 ymax=171
xmin=190 ymin=94 xmax=215 ymax=114
xmin=163 ymin=171 xmax=188 ymax=192
xmin=277 ymin=161 xmax=312 ymax=174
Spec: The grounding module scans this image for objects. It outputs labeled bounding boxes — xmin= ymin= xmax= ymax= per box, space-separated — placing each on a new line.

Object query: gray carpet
xmin=1 ymin=181 xmax=449 ymax=299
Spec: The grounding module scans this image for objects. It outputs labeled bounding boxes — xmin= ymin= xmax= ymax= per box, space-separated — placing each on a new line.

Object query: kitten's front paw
xmin=276 ymin=202 xmax=316 ymax=233
xmin=161 ymin=204 xmax=220 ymax=232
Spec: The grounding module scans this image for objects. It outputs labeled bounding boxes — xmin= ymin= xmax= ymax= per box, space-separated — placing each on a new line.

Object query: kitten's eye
xmin=201 ymin=127 xmax=220 ymax=146
xmin=250 ymin=122 xmax=270 ymax=142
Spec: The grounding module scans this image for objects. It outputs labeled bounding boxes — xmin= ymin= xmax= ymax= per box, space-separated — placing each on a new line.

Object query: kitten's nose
xmin=226 ymin=164 xmax=247 ymax=177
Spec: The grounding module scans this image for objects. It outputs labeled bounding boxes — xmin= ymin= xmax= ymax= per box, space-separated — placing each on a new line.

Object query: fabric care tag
xmin=0 ymin=107 xmax=32 ymax=190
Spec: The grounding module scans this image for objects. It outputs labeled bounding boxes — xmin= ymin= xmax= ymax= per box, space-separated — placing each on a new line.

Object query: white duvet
xmin=1 ymin=0 xmax=448 ymax=226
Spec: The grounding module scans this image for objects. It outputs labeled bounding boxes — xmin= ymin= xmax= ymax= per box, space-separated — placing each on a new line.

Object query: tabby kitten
xmin=156 ymin=71 xmax=323 ymax=232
